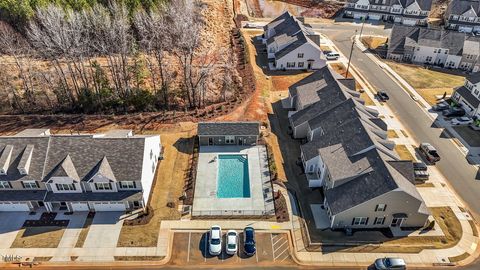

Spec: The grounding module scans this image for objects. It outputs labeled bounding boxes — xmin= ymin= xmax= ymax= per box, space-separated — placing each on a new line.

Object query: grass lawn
xmin=385 ymin=61 xmax=466 ymax=105
xmin=395 ymin=144 xmax=415 ymax=160
xmin=361 ymin=36 xmax=387 ymax=49
xmin=75 ymin=214 xmax=94 ymax=248
xmin=330 ymin=62 xmax=353 ymax=79
xmin=387 ymin=130 xmax=399 ymax=139
xmin=117 ymin=126 xmax=195 ymax=247
xmin=320 ymin=45 xmax=331 ymax=51
xmin=417 ymin=182 xmax=435 ymax=188
xmin=271 ymin=72 xmax=312 ymax=92
xmin=11 ymin=226 xmax=65 ymax=248
xmin=449 ymin=252 xmax=470 ymax=263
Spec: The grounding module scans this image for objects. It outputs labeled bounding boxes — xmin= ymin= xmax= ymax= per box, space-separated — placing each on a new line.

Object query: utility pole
xmin=346 ymin=17 xmax=365 ymax=78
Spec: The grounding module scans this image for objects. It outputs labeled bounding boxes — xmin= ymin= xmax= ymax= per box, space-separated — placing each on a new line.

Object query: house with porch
xmin=263 ymin=12 xmax=326 ymax=71
xmin=387 ymin=24 xmax=480 ymax=72
xmin=445 ymin=0 xmax=480 ymax=33
xmin=452 ymin=72 xmax=480 ymax=117
xmin=344 ymin=0 xmax=433 ymax=26
xmin=0 ymin=129 xmax=161 ymax=212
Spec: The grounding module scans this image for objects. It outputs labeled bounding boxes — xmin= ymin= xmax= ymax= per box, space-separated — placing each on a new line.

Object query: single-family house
xmin=263 ymin=12 xmax=326 ymax=70
xmin=0 ymin=129 xmax=161 ymax=212
xmin=452 ymin=72 xmax=480 ymax=117
xmin=197 ymin=122 xmax=259 ymax=146
xmin=344 ymin=0 xmax=433 ymax=26
xmin=387 ymin=24 xmax=480 ymax=72
xmin=445 ymin=0 xmax=480 ymax=33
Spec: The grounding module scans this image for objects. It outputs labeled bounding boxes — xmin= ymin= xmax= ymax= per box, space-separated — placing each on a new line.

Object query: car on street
xmin=374 ymin=257 xmax=406 ymax=270
xmin=325 ymin=51 xmax=340 ymax=60
xmin=209 ymin=225 xmax=222 ymax=256
xmin=243 ymin=227 xmax=256 ymax=256
xmin=376 ymin=91 xmax=390 ymax=102
xmin=419 ymin=143 xmax=441 ymax=164
xmin=226 ymin=230 xmax=238 ymax=255
xmin=432 ymin=102 xmax=449 ymax=111
xmin=442 ymin=107 xmax=465 ymax=117
xmin=451 ymin=117 xmax=473 ymax=126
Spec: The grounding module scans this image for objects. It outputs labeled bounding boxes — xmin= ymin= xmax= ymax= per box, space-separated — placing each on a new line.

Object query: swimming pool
xmin=217 ymin=154 xmax=251 ymax=198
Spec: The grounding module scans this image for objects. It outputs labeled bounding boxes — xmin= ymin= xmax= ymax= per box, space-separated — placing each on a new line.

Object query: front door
xmin=238 ymin=138 xmax=243 ymax=145
xmin=307 ymin=62 xmax=312 ymax=69
xmin=208 ymin=138 xmax=213 ymax=145
xmin=391 ymin=218 xmax=404 ymax=227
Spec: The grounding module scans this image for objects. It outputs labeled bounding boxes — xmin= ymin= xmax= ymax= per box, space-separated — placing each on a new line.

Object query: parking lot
xmin=169 ymin=232 xmax=293 ymax=266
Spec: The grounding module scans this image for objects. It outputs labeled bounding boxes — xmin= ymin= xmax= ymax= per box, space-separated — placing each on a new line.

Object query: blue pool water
xmin=217 ymin=155 xmax=251 ymax=198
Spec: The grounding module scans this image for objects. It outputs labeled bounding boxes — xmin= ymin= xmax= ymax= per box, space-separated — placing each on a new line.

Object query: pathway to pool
xmin=192 ymin=145 xmax=274 ymax=217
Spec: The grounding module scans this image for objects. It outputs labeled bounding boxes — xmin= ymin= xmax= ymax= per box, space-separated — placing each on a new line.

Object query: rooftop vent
xmin=18 ymin=145 xmax=34 ymax=175
xmin=0 ymin=145 xmax=13 ymax=175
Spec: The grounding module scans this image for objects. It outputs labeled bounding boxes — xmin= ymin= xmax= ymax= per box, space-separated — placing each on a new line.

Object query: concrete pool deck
xmin=192 ymin=145 xmax=274 ymax=216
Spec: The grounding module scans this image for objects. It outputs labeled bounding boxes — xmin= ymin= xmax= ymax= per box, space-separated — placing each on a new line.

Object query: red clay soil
xmin=278 ymin=0 xmax=343 ymax=18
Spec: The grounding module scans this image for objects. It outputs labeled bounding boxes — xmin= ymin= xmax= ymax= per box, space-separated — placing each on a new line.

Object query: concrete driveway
xmin=82 ymin=211 xmax=124 ymax=249
xmin=0 ymin=212 xmax=32 ymax=249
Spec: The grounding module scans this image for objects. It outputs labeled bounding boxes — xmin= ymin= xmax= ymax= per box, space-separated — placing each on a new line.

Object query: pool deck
xmin=192 ymin=145 xmax=274 ymax=216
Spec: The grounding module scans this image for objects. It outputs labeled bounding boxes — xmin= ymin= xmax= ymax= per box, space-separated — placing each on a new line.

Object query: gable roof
xmin=198 ymin=122 xmax=260 ymax=136
xmin=48 ymin=154 xmax=80 ymax=181
xmin=446 ymin=0 xmax=480 ymax=16
xmin=85 ymin=156 xmax=117 ymax=182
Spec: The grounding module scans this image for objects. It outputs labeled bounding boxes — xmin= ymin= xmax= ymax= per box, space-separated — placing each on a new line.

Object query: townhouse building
xmin=452 ymin=72 xmax=480 ymax=117
xmin=0 ymin=129 xmax=161 ymax=212
xmin=445 ymin=0 xmax=480 ymax=33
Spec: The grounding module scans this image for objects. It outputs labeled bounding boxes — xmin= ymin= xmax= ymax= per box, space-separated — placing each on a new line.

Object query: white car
xmin=209 ymin=225 xmax=222 ymax=256
xmin=226 ymin=230 xmax=238 ymax=255
xmin=325 ymin=52 xmax=340 ymax=60
xmin=451 ymin=117 xmax=473 ymax=126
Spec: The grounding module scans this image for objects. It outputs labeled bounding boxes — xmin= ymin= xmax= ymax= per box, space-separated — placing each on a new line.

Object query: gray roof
xmin=0 ymin=190 xmax=46 ymax=201
xmin=467 ymin=71 xmax=480 ymax=84
xmin=446 ymin=0 xmax=480 ymax=16
xmin=84 ymin=156 xmax=117 ymax=182
xmin=389 ymin=25 xmax=467 ymax=56
xmin=48 ymin=154 xmax=80 ymax=181
xmin=455 ymin=85 xmax=480 ymax=107
xmin=44 ymin=190 xmax=142 ymax=202
xmin=198 ymin=122 xmax=259 ymax=136
xmin=348 ymin=0 xmax=432 ymax=10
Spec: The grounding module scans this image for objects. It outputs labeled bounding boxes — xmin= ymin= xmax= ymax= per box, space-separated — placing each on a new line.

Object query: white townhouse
xmin=387 ymin=24 xmax=480 ymax=72
xmin=344 ymin=0 xmax=433 ymax=26
xmin=263 ymin=12 xmax=326 ymax=71
xmin=0 ymin=129 xmax=161 ymax=212
xmin=452 ymin=73 xmax=480 ymax=117
xmin=445 ymin=0 xmax=480 ymax=33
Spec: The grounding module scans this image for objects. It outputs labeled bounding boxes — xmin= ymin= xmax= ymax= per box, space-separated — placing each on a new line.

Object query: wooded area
xmin=0 ymin=0 xmax=240 ymax=114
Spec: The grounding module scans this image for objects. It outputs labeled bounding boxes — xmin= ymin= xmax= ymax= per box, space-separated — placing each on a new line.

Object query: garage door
xmin=0 ymin=202 xmax=30 ymax=211
xmin=71 ymin=202 xmax=89 ymax=211
xmin=93 ymin=202 xmax=126 ymax=211
xmin=368 ymin=14 xmax=381 ymax=20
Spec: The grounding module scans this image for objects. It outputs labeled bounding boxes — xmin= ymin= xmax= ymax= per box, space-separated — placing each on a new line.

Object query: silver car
xmin=374 ymin=257 xmax=406 ymax=270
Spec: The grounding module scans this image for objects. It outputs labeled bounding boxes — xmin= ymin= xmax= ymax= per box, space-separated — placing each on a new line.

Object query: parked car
xmin=374 ymin=257 xmax=407 ymax=270
xmin=451 ymin=117 xmax=473 ymax=126
xmin=413 ymin=162 xmax=428 ymax=171
xmin=419 ymin=143 xmax=441 ymax=163
xmin=376 ymin=91 xmax=390 ymax=102
xmin=432 ymin=103 xmax=449 ymax=111
xmin=442 ymin=107 xmax=465 ymax=117
xmin=209 ymin=225 xmax=222 ymax=256
xmin=226 ymin=230 xmax=238 ymax=255
xmin=243 ymin=227 xmax=256 ymax=256
xmin=414 ymin=170 xmax=430 ymax=182
xmin=325 ymin=51 xmax=340 ymax=60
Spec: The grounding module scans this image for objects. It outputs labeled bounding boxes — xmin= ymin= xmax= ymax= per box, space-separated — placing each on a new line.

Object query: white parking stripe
xmin=270 ymin=233 xmax=275 ymax=262
xmin=275 ymin=246 xmax=289 ymax=260
xmin=273 ymin=238 xmax=288 ymax=252
xmin=187 ymin=232 xmax=191 ymax=262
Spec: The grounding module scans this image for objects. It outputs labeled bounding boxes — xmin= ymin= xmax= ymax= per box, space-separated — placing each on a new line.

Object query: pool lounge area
xmin=192 ymin=145 xmax=274 ymax=217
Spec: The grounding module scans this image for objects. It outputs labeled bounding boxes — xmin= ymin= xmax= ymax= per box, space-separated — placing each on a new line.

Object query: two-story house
xmin=387 ymin=24 xmax=480 ymax=72
xmin=445 ymin=0 xmax=480 ymax=33
xmin=344 ymin=0 xmax=433 ymax=26
xmin=452 ymin=72 xmax=480 ymax=117
xmin=286 ymin=73 xmax=429 ymax=230
xmin=0 ymin=129 xmax=161 ymax=212
xmin=263 ymin=12 xmax=326 ymax=70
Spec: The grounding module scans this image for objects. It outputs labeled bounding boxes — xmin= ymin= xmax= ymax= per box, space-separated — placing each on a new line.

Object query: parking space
xmin=169 ymin=232 xmax=293 ymax=266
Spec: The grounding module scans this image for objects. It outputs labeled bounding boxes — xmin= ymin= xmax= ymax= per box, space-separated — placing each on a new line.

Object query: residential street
xmin=311 ymin=22 xmax=480 ymax=222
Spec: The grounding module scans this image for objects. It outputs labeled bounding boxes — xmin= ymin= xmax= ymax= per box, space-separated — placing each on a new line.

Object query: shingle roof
xmin=455 ymin=85 xmax=480 ymax=107
xmin=197 ymin=122 xmax=259 ymax=136
xmin=446 ymin=0 xmax=480 ymax=16
xmin=48 ymin=154 xmax=80 ymax=181
xmin=0 ymin=190 xmax=47 ymax=201
xmin=467 ymin=70 xmax=480 ymax=84
xmin=44 ymin=190 xmax=142 ymax=202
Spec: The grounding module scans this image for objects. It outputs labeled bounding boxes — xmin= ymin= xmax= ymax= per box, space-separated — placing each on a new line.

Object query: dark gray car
xmin=374 ymin=257 xmax=406 ymax=270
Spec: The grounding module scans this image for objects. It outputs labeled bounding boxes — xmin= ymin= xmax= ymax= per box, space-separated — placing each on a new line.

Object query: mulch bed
xmin=23 ymin=212 xmax=69 ymax=227
xmin=274 ymin=191 xmax=290 ymax=222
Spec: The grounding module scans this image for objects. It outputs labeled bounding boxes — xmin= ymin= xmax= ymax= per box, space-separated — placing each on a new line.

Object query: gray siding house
xmin=445 ymin=0 xmax=480 ymax=33
xmin=286 ymin=73 xmax=429 ymax=229
xmin=0 ymin=129 xmax=161 ymax=212
xmin=452 ymin=72 xmax=480 ymax=117
xmin=198 ymin=122 xmax=260 ymax=146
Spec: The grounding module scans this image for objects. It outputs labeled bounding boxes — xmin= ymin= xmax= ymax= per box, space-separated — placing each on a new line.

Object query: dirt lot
xmin=11 ymin=226 xmax=66 ymax=248
xmin=361 ymin=36 xmax=388 ymax=49
xmin=168 ymin=232 xmax=293 ymax=266
xmin=386 ymin=61 xmax=466 ymax=105
xmin=117 ymin=123 xmax=195 ymax=247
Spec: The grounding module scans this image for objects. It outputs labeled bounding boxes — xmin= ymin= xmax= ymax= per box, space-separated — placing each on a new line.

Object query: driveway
xmin=0 ymin=212 xmax=31 ymax=249
xmin=82 ymin=211 xmax=124 ymax=248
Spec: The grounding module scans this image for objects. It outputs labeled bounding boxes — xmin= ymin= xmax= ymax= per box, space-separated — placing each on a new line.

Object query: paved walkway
xmin=51 ymin=212 xmax=88 ymax=261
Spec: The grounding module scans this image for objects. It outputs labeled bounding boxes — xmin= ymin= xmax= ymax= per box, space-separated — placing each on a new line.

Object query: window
xmin=0 ymin=181 xmax=11 ymax=189
xmin=433 ymin=49 xmax=437 ymax=53
xmin=22 ymin=181 xmax=39 ymax=189
xmin=225 ymin=135 xmax=235 ymax=144
xmin=352 ymin=217 xmax=368 ymax=225
xmin=120 ymin=181 xmax=136 ymax=189
xmin=298 ymin=62 xmax=304 ymax=68
xmin=297 ymin=53 xmax=304 ymax=58
xmin=375 ymin=204 xmax=387 ymax=211
xmin=55 ymin=183 xmax=76 ymax=191
xmin=374 ymin=217 xmax=385 ymax=225
xmin=286 ymin=62 xmax=296 ymax=68
xmin=95 ymin=182 xmax=112 ymax=190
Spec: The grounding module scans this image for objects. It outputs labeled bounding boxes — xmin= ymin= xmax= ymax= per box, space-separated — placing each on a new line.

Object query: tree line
xmin=0 ymin=0 xmax=237 ymax=114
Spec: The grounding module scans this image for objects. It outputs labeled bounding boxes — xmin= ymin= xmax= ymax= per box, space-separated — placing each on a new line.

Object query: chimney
xmin=18 ymin=145 xmax=34 ymax=175
xmin=0 ymin=145 xmax=13 ymax=175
